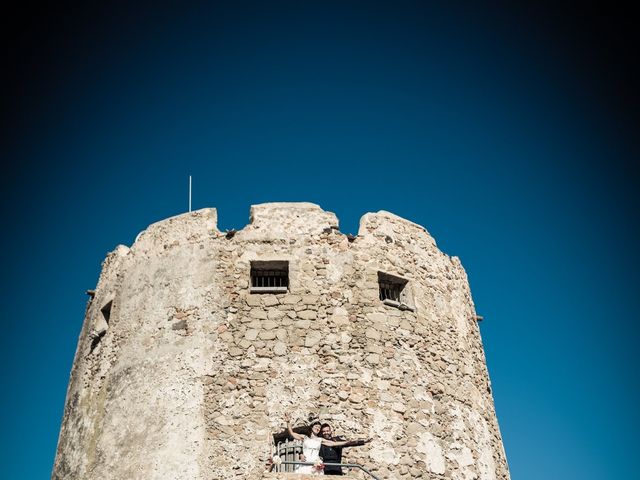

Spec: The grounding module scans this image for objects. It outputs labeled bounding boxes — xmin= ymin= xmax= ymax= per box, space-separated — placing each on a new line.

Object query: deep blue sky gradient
xmin=2 ymin=2 xmax=638 ymax=478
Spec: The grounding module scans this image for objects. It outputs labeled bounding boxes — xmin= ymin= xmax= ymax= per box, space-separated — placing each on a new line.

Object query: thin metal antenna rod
xmin=189 ymin=175 xmax=192 ymax=212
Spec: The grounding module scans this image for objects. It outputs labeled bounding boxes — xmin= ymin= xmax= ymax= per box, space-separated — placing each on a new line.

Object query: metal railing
xmin=273 ymin=439 xmax=303 ymax=473
xmin=271 ymin=439 xmax=380 ymax=479
xmin=269 ymin=461 xmax=381 ymax=480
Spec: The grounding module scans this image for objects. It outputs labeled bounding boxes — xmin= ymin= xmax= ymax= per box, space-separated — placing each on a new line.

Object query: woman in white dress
xmin=285 ymin=414 xmax=351 ymax=475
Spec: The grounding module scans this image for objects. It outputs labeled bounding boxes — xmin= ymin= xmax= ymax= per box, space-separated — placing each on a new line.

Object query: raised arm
xmin=284 ymin=413 xmax=305 ymax=441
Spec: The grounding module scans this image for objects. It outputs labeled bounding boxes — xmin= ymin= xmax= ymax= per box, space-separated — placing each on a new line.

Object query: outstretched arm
xmin=344 ymin=437 xmax=373 ymax=448
xmin=284 ymin=413 xmax=305 ymax=441
xmin=322 ymin=437 xmax=373 ymax=448
xmin=321 ymin=438 xmax=351 ymax=447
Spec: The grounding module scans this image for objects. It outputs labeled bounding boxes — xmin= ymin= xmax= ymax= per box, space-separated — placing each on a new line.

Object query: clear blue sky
xmin=2 ymin=2 xmax=638 ymax=478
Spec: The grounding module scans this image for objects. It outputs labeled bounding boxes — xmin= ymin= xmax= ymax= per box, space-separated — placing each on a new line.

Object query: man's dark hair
xmin=320 ymin=423 xmax=331 ymax=430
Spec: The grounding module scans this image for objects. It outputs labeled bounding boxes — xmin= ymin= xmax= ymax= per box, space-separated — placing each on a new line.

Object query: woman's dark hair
xmin=308 ymin=421 xmax=322 ymax=435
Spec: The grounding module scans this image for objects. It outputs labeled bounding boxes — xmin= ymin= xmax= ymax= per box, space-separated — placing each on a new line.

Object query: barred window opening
xmin=378 ymin=272 xmax=413 ymax=311
xmin=250 ymin=261 xmax=289 ymax=293
xmin=252 ymin=269 xmax=289 ymax=288
xmin=379 ymin=281 xmax=403 ymax=302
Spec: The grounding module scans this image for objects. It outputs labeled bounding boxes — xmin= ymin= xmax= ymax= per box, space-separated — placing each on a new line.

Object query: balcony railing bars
xmin=273 ymin=440 xmax=303 ymax=473
xmin=272 ymin=439 xmax=380 ymax=479
xmin=269 ymin=461 xmax=381 ymax=480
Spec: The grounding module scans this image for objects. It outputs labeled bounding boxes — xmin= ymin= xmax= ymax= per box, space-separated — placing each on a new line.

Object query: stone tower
xmin=53 ymin=203 xmax=509 ymax=480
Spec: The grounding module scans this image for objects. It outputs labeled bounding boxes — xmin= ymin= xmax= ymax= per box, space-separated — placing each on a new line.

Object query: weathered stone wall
xmin=53 ymin=203 xmax=509 ymax=480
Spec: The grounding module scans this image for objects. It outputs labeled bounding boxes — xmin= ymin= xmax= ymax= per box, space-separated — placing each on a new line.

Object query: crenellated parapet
xmin=53 ymin=203 xmax=509 ymax=480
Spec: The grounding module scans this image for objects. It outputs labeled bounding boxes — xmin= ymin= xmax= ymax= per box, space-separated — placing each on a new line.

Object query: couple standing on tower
xmin=284 ymin=413 xmax=372 ymax=475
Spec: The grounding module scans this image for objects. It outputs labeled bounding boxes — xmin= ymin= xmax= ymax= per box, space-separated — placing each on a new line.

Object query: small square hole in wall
xmin=378 ymin=272 xmax=414 ymax=311
xmin=90 ymin=300 xmax=112 ymax=353
xmin=250 ymin=261 xmax=289 ymax=293
xmin=101 ymin=300 xmax=113 ymax=324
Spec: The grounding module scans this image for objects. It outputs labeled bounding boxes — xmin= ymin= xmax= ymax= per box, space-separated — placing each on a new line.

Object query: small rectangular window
xmin=250 ymin=261 xmax=289 ymax=293
xmin=101 ymin=300 xmax=113 ymax=324
xmin=378 ymin=272 xmax=414 ymax=311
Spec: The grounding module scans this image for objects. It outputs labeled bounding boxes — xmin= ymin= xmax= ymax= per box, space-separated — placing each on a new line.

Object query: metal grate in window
xmin=251 ymin=269 xmax=289 ymax=288
xmin=379 ymin=281 xmax=403 ymax=302
xmin=378 ymin=272 xmax=408 ymax=305
xmin=250 ymin=261 xmax=289 ymax=293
